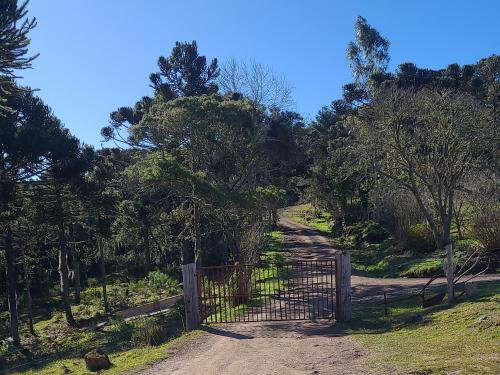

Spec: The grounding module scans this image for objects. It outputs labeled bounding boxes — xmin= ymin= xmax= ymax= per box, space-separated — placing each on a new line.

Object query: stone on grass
xmin=84 ymin=350 xmax=112 ymax=372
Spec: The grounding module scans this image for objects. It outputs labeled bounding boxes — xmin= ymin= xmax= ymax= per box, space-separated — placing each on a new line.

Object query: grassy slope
xmin=351 ymin=281 xmax=500 ymax=375
xmin=283 ymin=204 xmax=444 ymax=278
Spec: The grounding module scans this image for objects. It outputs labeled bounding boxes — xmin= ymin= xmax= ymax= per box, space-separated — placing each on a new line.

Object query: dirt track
xmin=138 ymin=217 xmax=499 ymax=375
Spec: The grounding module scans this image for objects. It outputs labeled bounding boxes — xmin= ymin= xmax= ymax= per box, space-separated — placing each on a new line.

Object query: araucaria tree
xmin=355 ymin=87 xmax=496 ymax=302
xmin=0 ymin=0 xmax=38 ymax=112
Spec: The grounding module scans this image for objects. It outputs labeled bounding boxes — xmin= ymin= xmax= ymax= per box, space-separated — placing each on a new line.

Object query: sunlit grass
xmin=350 ymin=281 xmax=500 ymax=374
xmin=282 ymin=205 xmax=447 ymax=278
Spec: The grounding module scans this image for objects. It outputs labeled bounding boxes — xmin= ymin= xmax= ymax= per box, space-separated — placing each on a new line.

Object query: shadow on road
xmin=200 ymin=320 xmax=349 ymax=340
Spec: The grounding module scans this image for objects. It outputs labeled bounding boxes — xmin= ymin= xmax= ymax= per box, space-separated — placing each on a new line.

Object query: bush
xmin=406 ymin=223 xmax=435 ymax=253
xmin=372 ymin=187 xmax=424 ymax=244
xmin=346 ymin=221 xmax=388 ymax=244
xmin=109 ymin=316 xmax=132 ymax=340
xmin=131 ymin=315 xmax=171 ymax=347
xmin=146 ymin=271 xmax=179 ymax=295
xmin=472 ymin=207 xmax=500 ymax=255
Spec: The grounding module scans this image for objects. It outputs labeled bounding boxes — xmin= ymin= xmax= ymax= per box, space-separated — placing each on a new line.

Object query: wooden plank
xmin=335 ymin=252 xmax=352 ymax=322
xmin=115 ymin=294 xmax=182 ymax=320
xmin=182 ymin=262 xmax=200 ymax=330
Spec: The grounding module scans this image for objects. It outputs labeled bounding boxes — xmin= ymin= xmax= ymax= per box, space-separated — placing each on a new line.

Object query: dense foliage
xmin=0 ymin=3 xmax=498 ymax=364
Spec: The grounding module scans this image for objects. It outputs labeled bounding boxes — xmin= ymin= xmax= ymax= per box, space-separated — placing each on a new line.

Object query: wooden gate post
xmin=335 ymin=251 xmax=352 ymax=322
xmin=182 ymin=262 xmax=199 ymax=330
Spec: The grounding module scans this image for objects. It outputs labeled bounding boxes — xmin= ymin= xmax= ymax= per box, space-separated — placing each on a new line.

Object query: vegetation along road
xmin=1 ymin=2 xmax=498 ymax=374
xmin=139 ymin=217 xmax=500 ymax=375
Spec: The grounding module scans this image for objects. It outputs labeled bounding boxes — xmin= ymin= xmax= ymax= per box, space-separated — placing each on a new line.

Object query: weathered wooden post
xmin=182 ymin=262 xmax=199 ymax=330
xmin=335 ymin=251 xmax=352 ymax=322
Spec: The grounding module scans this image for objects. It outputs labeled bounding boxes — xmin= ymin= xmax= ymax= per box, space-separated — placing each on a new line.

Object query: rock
xmin=84 ymin=350 xmax=112 ymax=372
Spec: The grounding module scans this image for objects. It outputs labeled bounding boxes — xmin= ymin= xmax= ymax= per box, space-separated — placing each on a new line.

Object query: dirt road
xmin=139 ymin=217 xmax=499 ymax=375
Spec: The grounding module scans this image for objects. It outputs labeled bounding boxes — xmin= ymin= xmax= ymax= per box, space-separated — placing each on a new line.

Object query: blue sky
xmin=21 ymin=0 xmax=499 ymax=147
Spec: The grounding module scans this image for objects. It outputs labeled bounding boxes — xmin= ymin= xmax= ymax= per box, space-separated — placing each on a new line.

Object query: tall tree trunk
xmin=446 ymin=243 xmax=454 ymax=303
xmin=98 ymin=237 xmax=110 ymax=314
xmin=22 ymin=252 xmax=35 ymax=335
xmin=193 ymin=202 xmax=202 ymax=267
xmin=26 ymin=278 xmax=34 ymax=335
xmin=73 ymin=252 xmax=81 ymax=305
xmin=444 ymin=191 xmax=454 ymax=304
xmin=55 ymin=185 xmax=76 ymax=327
xmin=453 ymin=202 xmax=464 ymax=240
xmin=142 ymin=225 xmax=151 ymax=275
xmin=5 ymin=225 xmax=20 ymax=345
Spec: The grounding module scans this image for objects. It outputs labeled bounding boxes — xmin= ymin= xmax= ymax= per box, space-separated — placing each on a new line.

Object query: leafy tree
xmin=354 ymin=87 xmax=496 ymax=302
xmin=0 ymin=0 xmax=38 ymax=112
xmin=262 ymin=110 xmax=307 ymax=194
xmin=103 ymin=41 xmax=219 ymax=148
xmin=133 ymin=94 xmax=263 ymax=263
xmin=0 ymin=90 xmax=59 ymax=344
xmin=347 ymin=16 xmax=390 ymax=88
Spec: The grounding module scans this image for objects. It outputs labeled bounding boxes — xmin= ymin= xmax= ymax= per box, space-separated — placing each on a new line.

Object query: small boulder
xmin=84 ymin=350 xmax=112 ymax=372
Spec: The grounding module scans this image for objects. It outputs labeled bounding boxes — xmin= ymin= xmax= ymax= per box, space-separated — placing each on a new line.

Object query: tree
xmin=45 ymin=127 xmax=90 ymax=326
xmin=355 ymin=87 xmax=495 ymax=302
xmin=0 ymin=0 xmax=38 ymax=112
xmin=77 ymin=149 xmax=122 ymax=314
xmin=347 ymin=16 xmax=390 ymax=87
xmin=103 ymin=41 xmax=219 ymax=148
xmin=135 ymin=94 xmax=263 ymax=263
xmin=149 ymin=40 xmax=219 ymax=99
xmin=218 ymin=59 xmax=295 ymax=111
xmin=0 ymin=90 xmax=59 ymax=344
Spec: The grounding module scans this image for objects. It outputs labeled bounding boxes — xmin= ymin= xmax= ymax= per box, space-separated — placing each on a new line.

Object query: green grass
xmin=1 ymin=229 xmax=287 ymax=374
xmin=0 ymin=272 xmax=183 ymax=374
xmin=6 ymin=329 xmax=205 ymax=375
xmin=284 ymin=204 xmax=332 ymax=234
xmin=80 ymin=273 xmax=181 ymax=314
xmin=1 ymin=306 xmax=193 ymax=375
xmin=349 ymin=280 xmax=500 ymax=374
xmin=1 ymin=272 xmax=182 ymax=338
xmin=282 ymin=205 xmax=447 ymax=278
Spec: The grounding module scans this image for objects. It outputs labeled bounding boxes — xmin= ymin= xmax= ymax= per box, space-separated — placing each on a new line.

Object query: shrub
xmin=345 ymin=221 xmax=388 ymax=244
xmin=372 ymin=187 xmax=424 ymax=248
xmin=406 ymin=223 xmax=435 ymax=253
xmin=472 ymin=207 xmax=500 ymax=255
xmin=146 ymin=271 xmax=179 ymax=295
xmin=362 ymin=221 xmax=388 ymax=243
xmin=131 ymin=315 xmax=170 ymax=347
xmin=109 ymin=316 xmax=132 ymax=340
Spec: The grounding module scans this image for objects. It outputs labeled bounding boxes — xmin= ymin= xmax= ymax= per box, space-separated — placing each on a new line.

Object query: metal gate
xmin=198 ymin=259 xmax=336 ymax=323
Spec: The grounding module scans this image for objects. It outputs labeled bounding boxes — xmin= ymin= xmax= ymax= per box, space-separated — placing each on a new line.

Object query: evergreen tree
xmin=0 ymin=0 xmax=38 ymax=112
